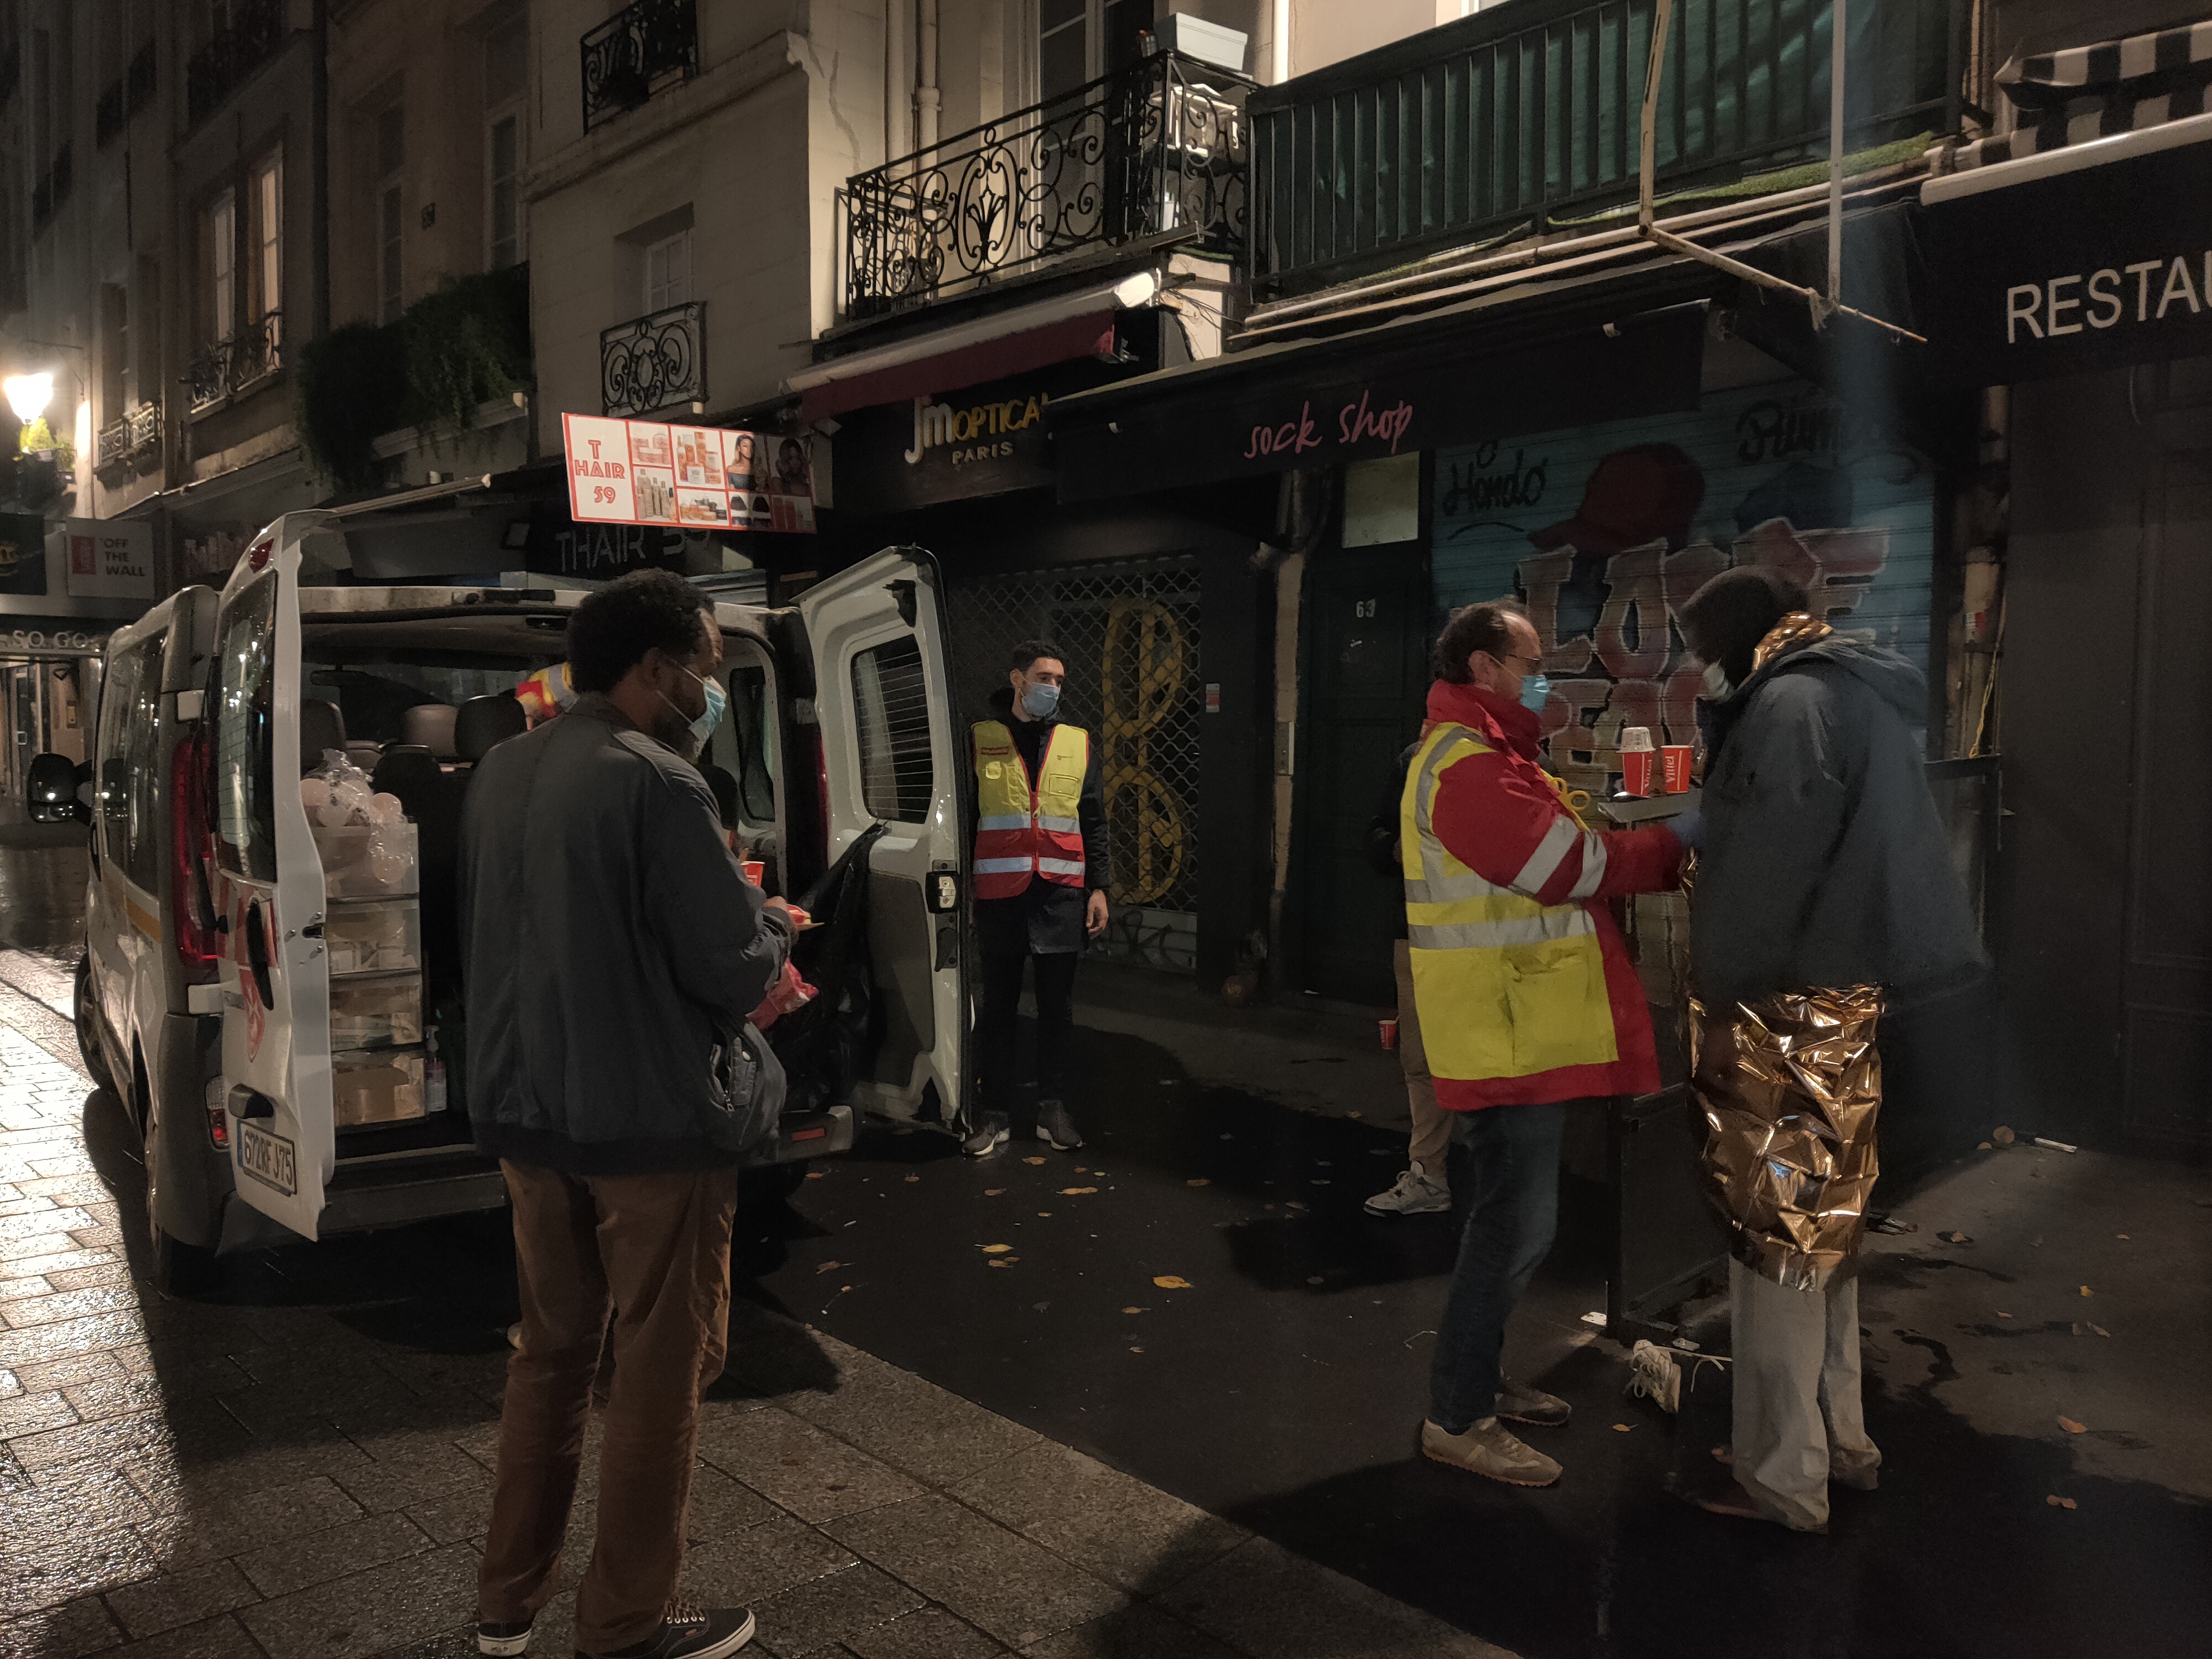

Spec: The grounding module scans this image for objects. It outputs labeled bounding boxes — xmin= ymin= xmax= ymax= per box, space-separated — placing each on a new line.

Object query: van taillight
xmin=171 ymin=726 xmax=221 ymax=981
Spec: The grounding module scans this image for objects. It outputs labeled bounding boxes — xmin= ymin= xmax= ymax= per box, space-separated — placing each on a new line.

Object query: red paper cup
xmin=742 ymin=859 xmax=765 ymax=886
xmin=1621 ymin=749 xmax=1655 ymax=797
xmin=1661 ymin=745 xmax=1693 ymax=793
xmin=1379 ymin=1018 xmax=1399 ymax=1051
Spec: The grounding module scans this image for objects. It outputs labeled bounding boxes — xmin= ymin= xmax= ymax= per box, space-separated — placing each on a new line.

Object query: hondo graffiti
xmin=1436 ymin=397 xmax=1913 ymax=797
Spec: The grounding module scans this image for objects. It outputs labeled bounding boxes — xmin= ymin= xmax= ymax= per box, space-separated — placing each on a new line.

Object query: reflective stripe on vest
xmin=1400 ymin=723 xmax=1619 ymax=1084
xmin=973 ymin=719 xmax=1089 ymax=900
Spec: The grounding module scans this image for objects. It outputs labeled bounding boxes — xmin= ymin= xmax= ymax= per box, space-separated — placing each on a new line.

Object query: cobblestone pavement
xmin=0 ymin=967 xmax=1507 ymax=1659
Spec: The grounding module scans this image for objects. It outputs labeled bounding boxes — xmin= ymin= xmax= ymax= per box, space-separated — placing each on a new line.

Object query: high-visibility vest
xmin=1400 ymin=722 xmax=1620 ymax=1086
xmin=973 ymin=719 xmax=1088 ymax=900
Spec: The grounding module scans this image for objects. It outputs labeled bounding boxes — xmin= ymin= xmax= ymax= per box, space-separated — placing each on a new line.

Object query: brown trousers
xmin=477 ymin=1161 xmax=740 ymax=1655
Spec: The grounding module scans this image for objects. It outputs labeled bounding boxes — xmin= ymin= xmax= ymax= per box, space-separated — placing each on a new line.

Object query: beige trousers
xmin=1394 ymin=939 xmax=1451 ymax=1170
xmin=1729 ymin=1258 xmax=1882 ymax=1530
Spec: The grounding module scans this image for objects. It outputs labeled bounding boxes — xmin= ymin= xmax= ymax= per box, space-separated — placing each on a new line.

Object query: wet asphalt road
xmin=735 ymin=1018 xmax=2212 ymax=1659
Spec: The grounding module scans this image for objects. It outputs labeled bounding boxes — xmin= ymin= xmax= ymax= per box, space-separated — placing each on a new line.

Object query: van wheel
xmin=141 ymin=1082 xmax=216 ymax=1296
xmin=74 ymin=956 xmax=114 ymax=1092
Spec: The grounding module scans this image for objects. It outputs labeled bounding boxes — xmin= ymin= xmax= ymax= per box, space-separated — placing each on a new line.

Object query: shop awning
xmin=1049 ymin=267 xmax=1713 ymax=503
xmin=787 ymin=273 xmax=1159 ymax=422
xmin=1919 ymin=28 xmax=2212 ymax=388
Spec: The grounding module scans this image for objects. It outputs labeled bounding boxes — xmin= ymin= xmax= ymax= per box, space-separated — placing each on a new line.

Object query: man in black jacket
xmin=964 ymin=639 xmax=1110 ymax=1155
xmin=463 ymin=571 xmax=791 ymax=1659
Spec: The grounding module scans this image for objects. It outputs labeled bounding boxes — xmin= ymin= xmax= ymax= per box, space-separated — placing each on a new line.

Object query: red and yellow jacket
xmin=1403 ymin=679 xmax=1685 ymax=1109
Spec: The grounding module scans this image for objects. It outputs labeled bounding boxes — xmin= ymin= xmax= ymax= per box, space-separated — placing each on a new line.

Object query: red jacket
xmin=1420 ymin=680 xmax=1686 ymax=1108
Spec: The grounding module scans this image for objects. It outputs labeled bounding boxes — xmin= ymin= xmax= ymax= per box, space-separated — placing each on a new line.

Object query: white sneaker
xmin=1364 ymin=1160 xmax=1450 ymax=1216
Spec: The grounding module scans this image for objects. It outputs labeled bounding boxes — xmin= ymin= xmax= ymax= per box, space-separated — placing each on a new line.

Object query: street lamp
xmin=4 ymin=372 xmax=54 ymax=426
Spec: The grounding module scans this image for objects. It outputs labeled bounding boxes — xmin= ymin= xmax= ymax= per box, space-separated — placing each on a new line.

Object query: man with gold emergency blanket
xmin=1406 ymin=602 xmax=1692 ymax=1491
xmin=1677 ymin=567 xmax=1985 ymax=1532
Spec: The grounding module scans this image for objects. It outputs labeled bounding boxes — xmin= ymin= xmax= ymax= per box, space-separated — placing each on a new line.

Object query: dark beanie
xmin=1679 ymin=565 xmax=1810 ymax=688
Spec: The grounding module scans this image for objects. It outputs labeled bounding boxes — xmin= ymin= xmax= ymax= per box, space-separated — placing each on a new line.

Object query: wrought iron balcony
xmin=1250 ymin=0 xmax=1962 ymax=294
xmin=582 ymin=0 xmax=698 ymax=131
xmin=96 ymin=79 xmax=124 ymax=145
xmin=187 ymin=311 xmax=284 ymax=414
xmin=95 ymin=404 xmax=161 ymax=474
xmin=186 ymin=0 xmax=286 ymax=129
xmin=127 ymin=40 xmax=157 ymax=115
xmin=844 ymin=48 xmax=1252 ymax=321
xmin=601 ymin=301 xmax=705 ymax=418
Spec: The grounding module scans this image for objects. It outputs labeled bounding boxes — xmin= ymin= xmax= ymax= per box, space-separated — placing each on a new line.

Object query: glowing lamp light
xmin=4 ymin=373 xmax=54 ymax=425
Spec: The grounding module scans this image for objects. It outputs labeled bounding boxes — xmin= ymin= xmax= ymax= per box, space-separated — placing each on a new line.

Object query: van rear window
xmin=852 ymin=635 xmax=934 ymax=825
xmin=214 ymin=576 xmax=279 ymax=881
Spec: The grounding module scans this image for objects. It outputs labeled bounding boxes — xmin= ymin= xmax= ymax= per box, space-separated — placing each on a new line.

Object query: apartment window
xmin=1039 ymin=0 xmax=1152 ymax=102
xmin=375 ymin=102 xmax=404 ymax=322
xmin=486 ymin=15 xmax=526 ymax=268
xmin=100 ymin=283 xmax=129 ymax=416
xmin=644 ymin=228 xmax=691 ymax=312
xmin=249 ymin=150 xmax=281 ymax=330
xmin=204 ymin=187 xmax=236 ymax=344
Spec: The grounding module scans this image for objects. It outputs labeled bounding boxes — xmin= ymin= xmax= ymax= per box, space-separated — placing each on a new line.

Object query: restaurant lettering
xmin=2004 ymin=252 xmax=2211 ymax=342
xmin=1244 ymin=391 xmax=1415 ymax=461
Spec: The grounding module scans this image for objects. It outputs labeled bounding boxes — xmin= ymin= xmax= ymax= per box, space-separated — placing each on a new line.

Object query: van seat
xmin=454 ymin=693 xmax=526 ymax=761
xmin=301 ymin=700 xmax=347 ymax=774
xmin=401 ymin=703 xmax=460 ymax=760
xmin=345 ymin=742 xmax=384 ymax=775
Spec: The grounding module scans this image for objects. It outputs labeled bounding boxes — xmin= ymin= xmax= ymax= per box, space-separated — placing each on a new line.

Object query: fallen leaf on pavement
xmin=984 ymin=1188 xmax=1005 ymax=1196
xmin=806 ymin=1171 xmax=828 ymax=1179
xmin=988 ymin=1258 xmax=1019 ymax=1269
xmin=1061 ymin=1186 xmax=1099 ymax=1195
xmin=904 ymin=1175 xmax=920 ymax=1183
xmin=1977 ymin=1141 xmax=1994 ymax=1150
xmin=815 ymin=1261 xmax=842 ymax=1274
xmin=1121 ymin=1306 xmax=1146 ymax=1314
xmin=2080 ymin=1285 xmax=2093 ymax=1296
xmin=1024 ymin=1156 xmax=1048 ymax=1166
xmin=1997 ymin=1312 xmax=2014 ymax=1318
xmin=1613 ymin=1424 xmax=1632 ymax=1433
xmin=2046 ymin=1495 xmax=2078 ymax=1509
xmin=2116 ymin=1234 xmax=2130 ymax=1240
xmin=980 ymin=1244 xmax=1013 ymax=1254
xmin=2090 ymin=1323 xmax=2111 ymax=1337
xmin=1036 ymin=1212 xmax=1052 ymax=1217
xmin=1993 ymin=1126 xmax=2016 ymax=1145
xmin=1187 ymin=1178 xmax=1211 ymax=1187
xmin=1153 ymin=1275 xmax=1193 ymax=1290
xmin=1130 ymin=1345 xmax=1145 ymax=1353
xmin=1940 ymin=1231 xmax=1973 ymax=1244
xmin=2058 ymin=1416 xmax=2088 ymax=1434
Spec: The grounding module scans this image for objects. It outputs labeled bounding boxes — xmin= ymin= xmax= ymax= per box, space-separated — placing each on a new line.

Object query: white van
xmin=41 ymin=511 xmax=969 ymax=1289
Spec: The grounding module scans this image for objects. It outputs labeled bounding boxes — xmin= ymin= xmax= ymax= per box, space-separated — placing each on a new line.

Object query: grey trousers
xmin=1729 ymin=1258 xmax=1881 ymax=1530
xmin=1393 ymin=940 xmax=1450 ymax=1171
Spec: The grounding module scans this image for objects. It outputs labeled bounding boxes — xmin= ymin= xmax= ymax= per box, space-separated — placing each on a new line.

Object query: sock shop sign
xmin=1924 ymin=133 xmax=2212 ymax=385
xmin=1243 ymin=392 xmax=1417 ymax=460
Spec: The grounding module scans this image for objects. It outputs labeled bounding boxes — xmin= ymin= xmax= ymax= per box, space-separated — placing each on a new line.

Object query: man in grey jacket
xmin=465 ymin=570 xmax=790 ymax=1659
xmin=1677 ymin=565 xmax=1984 ymax=1532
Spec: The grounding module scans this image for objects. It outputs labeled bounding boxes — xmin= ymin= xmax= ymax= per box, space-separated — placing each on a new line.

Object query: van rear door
xmin=208 ymin=517 xmax=334 ymax=1239
xmin=800 ymin=549 xmax=969 ymax=1133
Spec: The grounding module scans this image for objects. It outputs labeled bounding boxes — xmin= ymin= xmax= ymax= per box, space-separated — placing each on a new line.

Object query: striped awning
xmin=1953 ymin=19 xmax=2212 ymax=168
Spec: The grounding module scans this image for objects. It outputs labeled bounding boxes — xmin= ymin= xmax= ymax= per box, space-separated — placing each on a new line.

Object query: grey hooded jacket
xmin=458 ymin=693 xmax=792 ymax=1174
xmin=1691 ymin=632 xmax=1985 ymax=1006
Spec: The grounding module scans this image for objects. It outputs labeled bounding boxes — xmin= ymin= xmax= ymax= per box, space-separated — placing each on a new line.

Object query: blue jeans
xmin=1428 ymin=1101 xmax=1569 ymax=1433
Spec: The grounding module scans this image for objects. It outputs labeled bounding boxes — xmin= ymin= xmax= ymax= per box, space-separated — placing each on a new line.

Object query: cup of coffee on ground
xmin=1620 ymin=727 xmax=1656 ymax=797
xmin=1661 ymin=744 xmax=1693 ymax=793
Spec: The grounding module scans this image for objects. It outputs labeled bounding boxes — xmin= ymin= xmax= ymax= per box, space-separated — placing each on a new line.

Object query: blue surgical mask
xmin=1518 ymin=672 xmax=1552 ymax=713
xmin=1021 ymin=681 xmax=1061 ymax=719
xmin=689 ymin=670 xmax=728 ymax=746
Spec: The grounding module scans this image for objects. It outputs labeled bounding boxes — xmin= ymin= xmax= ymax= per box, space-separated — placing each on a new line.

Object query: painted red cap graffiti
xmin=1529 ymin=442 xmax=1705 ymax=556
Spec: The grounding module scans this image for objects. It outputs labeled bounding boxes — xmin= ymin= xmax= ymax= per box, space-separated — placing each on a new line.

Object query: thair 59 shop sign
xmin=562 ymin=414 xmax=816 ymax=534
xmin=1926 ymin=135 xmax=2212 ymax=385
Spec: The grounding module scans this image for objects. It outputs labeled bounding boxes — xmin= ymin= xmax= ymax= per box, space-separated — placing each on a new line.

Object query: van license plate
xmin=238 ymin=1121 xmax=297 ymax=1197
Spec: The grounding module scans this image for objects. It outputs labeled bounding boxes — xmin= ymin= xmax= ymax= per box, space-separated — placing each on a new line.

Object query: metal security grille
xmin=948 ymin=560 xmax=1202 ymax=971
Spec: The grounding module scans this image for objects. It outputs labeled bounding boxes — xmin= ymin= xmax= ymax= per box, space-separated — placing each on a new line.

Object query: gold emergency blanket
xmin=1689 ymin=985 xmax=1884 ymax=1291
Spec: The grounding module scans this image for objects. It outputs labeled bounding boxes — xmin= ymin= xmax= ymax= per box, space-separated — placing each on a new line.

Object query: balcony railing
xmin=96 ymin=403 xmax=163 ymax=473
xmin=582 ymin=0 xmax=698 ymax=131
xmin=845 ymin=50 xmax=1252 ymax=321
xmin=601 ymin=301 xmax=705 ymax=418
xmin=186 ymin=0 xmax=285 ymax=128
xmin=1250 ymin=0 xmax=1962 ymax=294
xmin=30 ymin=143 xmax=70 ymax=231
xmin=127 ymin=40 xmax=157 ymax=114
xmin=187 ymin=310 xmax=284 ymax=414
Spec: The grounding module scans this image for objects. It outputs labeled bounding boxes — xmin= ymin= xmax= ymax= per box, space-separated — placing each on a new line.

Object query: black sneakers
xmin=584 ymin=1604 xmax=755 ymax=1659
xmin=478 ymin=1622 xmax=532 ymax=1657
xmin=1036 ymin=1099 xmax=1083 ymax=1151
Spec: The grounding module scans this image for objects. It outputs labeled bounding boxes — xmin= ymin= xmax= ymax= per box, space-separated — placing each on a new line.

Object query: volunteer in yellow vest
xmin=1410 ymin=601 xmax=1694 ymax=1490
xmin=965 ymin=638 xmax=1110 ymax=1156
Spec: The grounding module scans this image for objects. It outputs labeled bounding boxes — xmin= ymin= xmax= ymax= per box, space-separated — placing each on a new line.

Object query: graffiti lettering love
xmin=1244 ymin=392 xmax=1416 ymax=461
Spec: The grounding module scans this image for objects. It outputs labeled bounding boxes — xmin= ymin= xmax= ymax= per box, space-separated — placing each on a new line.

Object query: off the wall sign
xmin=1433 ymin=382 xmax=1936 ymax=795
xmin=1926 ymin=135 xmax=2212 ymax=385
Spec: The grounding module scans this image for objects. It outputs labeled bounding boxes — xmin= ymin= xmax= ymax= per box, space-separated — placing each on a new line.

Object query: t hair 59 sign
xmin=562 ymin=413 xmax=816 ymax=534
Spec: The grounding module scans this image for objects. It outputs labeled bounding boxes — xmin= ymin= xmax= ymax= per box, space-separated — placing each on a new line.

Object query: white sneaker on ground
xmin=1421 ymin=1417 xmax=1562 ymax=1487
xmin=1364 ymin=1160 xmax=1450 ymax=1216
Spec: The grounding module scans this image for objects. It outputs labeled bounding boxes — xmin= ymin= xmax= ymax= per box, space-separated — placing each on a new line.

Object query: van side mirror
xmin=25 ymin=754 xmax=91 ymax=826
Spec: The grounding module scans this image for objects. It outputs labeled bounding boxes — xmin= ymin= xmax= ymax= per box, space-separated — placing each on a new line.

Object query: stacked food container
xmin=303 ymin=767 xmax=429 ymax=1129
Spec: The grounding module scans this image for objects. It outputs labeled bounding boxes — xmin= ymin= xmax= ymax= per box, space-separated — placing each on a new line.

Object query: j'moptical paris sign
xmin=562 ymin=414 xmax=816 ymax=533
xmin=1926 ymin=131 xmax=2212 ymax=386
